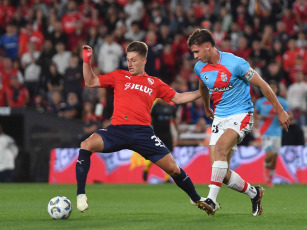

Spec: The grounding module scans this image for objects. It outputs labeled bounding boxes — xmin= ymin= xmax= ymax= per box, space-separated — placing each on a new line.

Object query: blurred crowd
xmin=0 ymin=0 xmax=306 ymax=143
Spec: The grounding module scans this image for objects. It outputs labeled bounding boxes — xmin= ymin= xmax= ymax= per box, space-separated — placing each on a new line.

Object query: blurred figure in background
xmin=282 ymin=113 xmax=305 ymax=146
xmin=143 ymin=99 xmax=178 ymax=183
xmin=0 ymin=124 xmax=18 ymax=182
xmin=5 ymin=75 xmax=29 ymax=107
xmin=255 ymin=81 xmax=291 ymax=187
xmin=287 ymin=71 xmax=307 ymax=126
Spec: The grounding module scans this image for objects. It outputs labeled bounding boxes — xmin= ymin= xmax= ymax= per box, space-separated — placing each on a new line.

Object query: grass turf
xmin=1 ymin=183 xmax=306 ymax=230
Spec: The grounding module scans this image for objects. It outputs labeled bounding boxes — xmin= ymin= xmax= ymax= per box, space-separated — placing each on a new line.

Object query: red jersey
xmin=98 ymin=70 xmax=176 ymax=126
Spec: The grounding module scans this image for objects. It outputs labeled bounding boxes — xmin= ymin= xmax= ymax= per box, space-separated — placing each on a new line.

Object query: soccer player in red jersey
xmin=76 ymin=41 xmax=208 ymax=213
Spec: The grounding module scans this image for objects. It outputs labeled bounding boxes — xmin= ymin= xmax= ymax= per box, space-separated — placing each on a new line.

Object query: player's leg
xmin=265 ymin=137 xmax=281 ymax=187
xmin=143 ymin=160 xmax=152 ymax=182
xmin=154 ymin=153 xmax=203 ymax=204
xmin=199 ymin=129 xmax=238 ymax=215
xmin=76 ymin=133 xmax=104 ymax=212
xmin=264 ymin=150 xmax=275 ymax=186
xmin=262 ymin=136 xmax=276 ymax=187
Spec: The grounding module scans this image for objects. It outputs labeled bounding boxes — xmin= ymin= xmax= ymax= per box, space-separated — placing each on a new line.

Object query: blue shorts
xmin=95 ymin=125 xmax=170 ymax=162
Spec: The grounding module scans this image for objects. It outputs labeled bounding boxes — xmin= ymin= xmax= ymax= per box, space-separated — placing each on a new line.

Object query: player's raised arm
xmin=171 ymin=90 xmax=201 ymax=104
xmin=199 ymin=81 xmax=214 ymax=120
xmin=82 ymin=45 xmax=101 ymax=88
xmin=248 ymin=69 xmax=290 ymax=131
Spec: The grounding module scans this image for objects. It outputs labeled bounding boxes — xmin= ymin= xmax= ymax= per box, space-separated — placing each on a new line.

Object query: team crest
xmin=220 ymin=72 xmax=228 ymax=82
xmin=204 ymin=75 xmax=209 ymax=81
xmin=148 ymin=78 xmax=154 ymax=85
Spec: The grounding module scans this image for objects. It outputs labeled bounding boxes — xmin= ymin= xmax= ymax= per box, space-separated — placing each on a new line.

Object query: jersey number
xmin=151 ymin=135 xmax=165 ymax=147
xmin=212 ymin=125 xmax=219 ymax=133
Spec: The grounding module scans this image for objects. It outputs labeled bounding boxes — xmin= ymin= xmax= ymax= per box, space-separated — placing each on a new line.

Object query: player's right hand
xmin=277 ymin=110 xmax=290 ymax=132
xmin=82 ymin=45 xmax=93 ymax=64
xmin=205 ymin=108 xmax=214 ymax=120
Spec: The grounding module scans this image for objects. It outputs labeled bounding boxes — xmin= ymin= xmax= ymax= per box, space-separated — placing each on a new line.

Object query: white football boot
xmin=77 ymin=194 xmax=88 ymax=212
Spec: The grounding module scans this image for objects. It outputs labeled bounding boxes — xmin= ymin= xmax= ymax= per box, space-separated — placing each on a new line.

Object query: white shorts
xmin=262 ymin=136 xmax=281 ymax=154
xmin=209 ymin=113 xmax=254 ymax=151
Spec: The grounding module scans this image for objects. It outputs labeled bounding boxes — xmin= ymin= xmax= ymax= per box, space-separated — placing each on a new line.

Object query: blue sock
xmin=76 ymin=149 xmax=92 ymax=195
xmin=172 ymin=168 xmax=201 ymax=203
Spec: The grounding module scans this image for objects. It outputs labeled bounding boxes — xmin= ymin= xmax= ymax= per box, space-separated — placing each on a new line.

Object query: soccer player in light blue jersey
xmin=255 ymin=81 xmax=291 ymax=187
xmin=187 ymin=29 xmax=290 ymax=216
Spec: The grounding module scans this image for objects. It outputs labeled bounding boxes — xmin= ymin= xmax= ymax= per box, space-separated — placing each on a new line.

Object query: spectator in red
xmin=161 ymin=43 xmax=176 ymax=83
xmin=172 ymin=32 xmax=189 ymax=66
xmin=281 ymin=8 xmax=296 ymax=36
xmin=6 ymin=75 xmax=29 ymax=107
xmin=283 ymin=38 xmax=301 ymax=73
xmin=18 ymin=22 xmax=44 ymax=57
xmin=86 ymin=8 xmax=104 ymax=29
xmin=61 ymin=0 xmax=81 ymax=35
xmin=0 ymin=0 xmax=16 ymax=31
xmin=67 ymin=20 xmax=86 ymax=54
xmin=288 ymin=55 xmax=307 ymax=83
xmin=293 ymin=0 xmax=307 ymax=32
xmin=0 ymin=57 xmax=20 ymax=90
xmin=191 ymin=0 xmax=205 ymax=20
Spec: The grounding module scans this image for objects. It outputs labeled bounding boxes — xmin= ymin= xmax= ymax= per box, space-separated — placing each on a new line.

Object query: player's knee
xmin=80 ymin=140 xmax=93 ymax=152
xmin=168 ymin=165 xmax=180 ymax=177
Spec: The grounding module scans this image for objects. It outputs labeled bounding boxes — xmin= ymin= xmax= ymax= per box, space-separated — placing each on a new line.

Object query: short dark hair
xmin=187 ymin=29 xmax=215 ymax=48
xmin=126 ymin=41 xmax=148 ymax=58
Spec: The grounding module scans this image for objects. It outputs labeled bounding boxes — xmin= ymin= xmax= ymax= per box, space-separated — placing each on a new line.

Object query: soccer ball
xmin=47 ymin=196 xmax=72 ymax=220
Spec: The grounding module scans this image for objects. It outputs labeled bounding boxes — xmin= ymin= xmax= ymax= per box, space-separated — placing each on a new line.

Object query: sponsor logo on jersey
xmin=221 ymin=72 xmax=228 ymax=82
xmin=124 ymin=83 xmax=153 ymax=95
xmin=209 ymin=83 xmax=233 ymax=92
xmin=125 ymin=75 xmax=131 ymax=79
xmin=204 ymin=75 xmax=209 ymax=81
xmin=148 ymin=78 xmax=154 ymax=85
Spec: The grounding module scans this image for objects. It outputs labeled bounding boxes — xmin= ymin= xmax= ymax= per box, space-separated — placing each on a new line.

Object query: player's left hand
xmin=277 ymin=110 xmax=290 ymax=132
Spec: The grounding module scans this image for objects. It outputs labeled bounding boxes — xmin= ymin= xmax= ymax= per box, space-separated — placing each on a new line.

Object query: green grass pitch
xmin=1 ymin=183 xmax=306 ymax=230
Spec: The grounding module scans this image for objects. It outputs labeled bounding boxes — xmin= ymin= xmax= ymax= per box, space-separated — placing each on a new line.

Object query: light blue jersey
xmin=255 ymin=96 xmax=290 ymax=137
xmin=194 ymin=50 xmax=253 ymax=117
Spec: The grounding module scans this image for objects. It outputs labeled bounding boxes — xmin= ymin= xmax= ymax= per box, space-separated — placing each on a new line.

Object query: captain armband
xmin=244 ymin=68 xmax=255 ymax=81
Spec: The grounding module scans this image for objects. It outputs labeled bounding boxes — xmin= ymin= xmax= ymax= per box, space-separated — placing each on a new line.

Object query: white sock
xmin=208 ymin=161 xmax=228 ymax=203
xmin=226 ymin=170 xmax=257 ymax=199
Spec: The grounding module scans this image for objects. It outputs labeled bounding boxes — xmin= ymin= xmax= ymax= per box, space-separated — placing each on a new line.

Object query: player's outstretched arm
xmin=249 ymin=70 xmax=290 ymax=131
xmin=171 ymin=90 xmax=201 ymax=104
xmin=199 ymin=81 xmax=213 ymax=120
xmin=82 ymin=45 xmax=101 ymax=88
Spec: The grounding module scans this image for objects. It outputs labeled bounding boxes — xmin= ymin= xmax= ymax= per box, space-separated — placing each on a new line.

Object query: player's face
xmin=126 ymin=51 xmax=147 ymax=76
xmin=190 ymin=43 xmax=211 ymax=63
